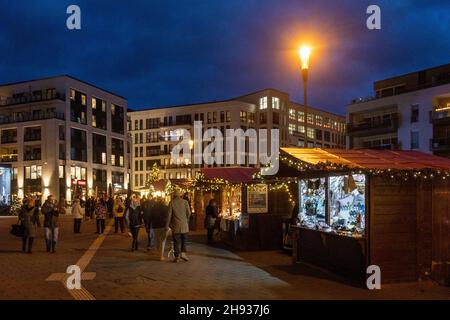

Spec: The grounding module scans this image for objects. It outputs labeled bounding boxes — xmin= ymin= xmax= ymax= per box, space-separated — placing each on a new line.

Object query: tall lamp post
xmin=299 ymin=46 xmax=311 ymax=146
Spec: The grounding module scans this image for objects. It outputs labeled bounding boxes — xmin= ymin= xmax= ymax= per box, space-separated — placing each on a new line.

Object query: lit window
xmin=111 ymin=155 xmax=116 ymax=166
xmin=119 ymin=156 xmax=124 ymax=167
xmin=289 ymin=124 xmax=296 ymax=134
xmin=70 ymin=89 xmax=75 ymax=100
xmin=102 ymin=101 xmax=106 ymax=112
xmin=92 ymin=115 xmax=97 ymax=127
xmin=298 ymin=125 xmax=305 ymax=133
xmin=316 ymin=115 xmax=323 ymax=126
xmin=272 ymin=97 xmax=280 ymax=109
xmin=59 ymin=165 xmax=64 ymax=178
xmin=81 ymin=94 xmax=86 ymax=106
xmin=102 ymin=152 xmax=106 ymax=165
xmin=307 ymin=128 xmax=315 ymax=139
xmin=298 ymin=111 xmax=304 ymax=122
xmin=259 ymin=97 xmax=268 ymax=110
xmin=289 ymin=109 xmax=296 ymax=120
xmin=92 ymin=98 xmax=96 ymax=109
xmin=307 ymin=114 xmax=314 ymax=125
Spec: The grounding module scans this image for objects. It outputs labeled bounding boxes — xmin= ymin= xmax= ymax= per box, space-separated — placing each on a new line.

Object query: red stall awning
xmin=200 ymin=167 xmax=260 ymax=183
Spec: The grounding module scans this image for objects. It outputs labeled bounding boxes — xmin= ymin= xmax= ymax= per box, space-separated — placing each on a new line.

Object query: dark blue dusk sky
xmin=0 ymin=0 xmax=448 ymax=115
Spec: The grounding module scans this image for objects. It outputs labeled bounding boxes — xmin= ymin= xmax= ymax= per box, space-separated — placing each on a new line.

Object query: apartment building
xmin=347 ymin=63 xmax=450 ymax=157
xmin=0 ymin=75 xmax=130 ymax=202
xmin=129 ymin=88 xmax=346 ymax=190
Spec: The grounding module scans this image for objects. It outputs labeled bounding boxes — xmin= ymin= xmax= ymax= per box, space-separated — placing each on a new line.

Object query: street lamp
xmin=299 ymin=45 xmax=311 ymax=147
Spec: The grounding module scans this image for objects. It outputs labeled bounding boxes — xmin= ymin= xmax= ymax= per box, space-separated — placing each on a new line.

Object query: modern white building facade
xmin=129 ymin=88 xmax=346 ymax=191
xmin=0 ymin=75 xmax=131 ymax=202
xmin=347 ymin=63 xmax=450 ymax=158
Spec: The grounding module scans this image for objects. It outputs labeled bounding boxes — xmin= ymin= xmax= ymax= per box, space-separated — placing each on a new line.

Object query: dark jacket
xmin=142 ymin=199 xmax=154 ymax=225
xmin=42 ymin=200 xmax=59 ymax=228
xmin=128 ymin=205 xmax=143 ymax=227
xmin=107 ymin=197 xmax=114 ymax=213
xmin=204 ymin=204 xmax=218 ymax=229
xmin=149 ymin=201 xmax=169 ymax=229
xmin=19 ymin=205 xmax=40 ymax=237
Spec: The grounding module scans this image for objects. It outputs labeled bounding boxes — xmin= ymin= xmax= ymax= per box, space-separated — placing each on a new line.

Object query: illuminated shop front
xmin=0 ymin=165 xmax=12 ymax=205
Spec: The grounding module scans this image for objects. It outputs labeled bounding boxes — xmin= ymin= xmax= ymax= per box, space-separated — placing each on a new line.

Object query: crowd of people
xmin=16 ymin=189 xmax=193 ymax=262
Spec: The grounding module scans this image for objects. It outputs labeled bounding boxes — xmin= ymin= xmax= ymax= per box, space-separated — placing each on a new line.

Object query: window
xmin=92 ymin=97 xmax=107 ymax=130
xmin=92 ymin=133 xmax=107 ymax=164
xmin=259 ymin=113 xmax=267 ymax=124
xmin=411 ymin=104 xmax=419 ymax=123
xmin=213 ymin=112 xmax=217 ymax=123
xmin=324 ymin=131 xmax=331 ymax=142
xmin=70 ymin=166 xmax=86 ymax=180
xmin=298 ymin=111 xmax=304 ymax=122
xmin=259 ymin=97 xmax=268 ymax=110
xmin=307 ymin=114 xmax=314 ymax=125
xmin=59 ymin=165 xmax=64 ymax=179
xmin=111 ymin=138 xmax=124 ymax=167
xmin=315 ymin=129 xmax=323 ymax=140
xmin=411 ymin=131 xmax=419 ymax=149
xmin=24 ymin=126 xmax=41 ymax=142
xmin=248 ymin=112 xmax=255 ymax=124
xmin=70 ymin=89 xmax=87 ymax=124
xmin=298 ymin=125 xmax=305 ymax=133
xmin=272 ymin=97 xmax=280 ymax=109
xmin=289 ymin=109 xmax=296 ymax=120
xmin=273 ymin=112 xmax=279 ymax=125
xmin=240 ymin=111 xmax=248 ymax=122
xmin=316 ymin=115 xmax=323 ymax=126
xmin=307 ymin=128 xmax=315 ymax=139
xmin=207 ymin=112 xmax=212 ymax=124
xmin=24 ymin=145 xmax=41 ymax=161
xmin=24 ymin=165 xmax=42 ymax=180
xmin=111 ymin=104 xmax=124 ymax=134
xmin=226 ymin=111 xmax=231 ymax=122
xmin=289 ymin=124 xmax=296 ymax=134
xmin=70 ymin=128 xmax=87 ymax=162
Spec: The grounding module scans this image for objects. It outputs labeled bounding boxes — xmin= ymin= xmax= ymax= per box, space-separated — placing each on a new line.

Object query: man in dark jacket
xmin=127 ymin=196 xmax=143 ymax=251
xmin=142 ymin=197 xmax=156 ymax=250
xmin=107 ymin=196 xmax=114 ymax=219
xmin=148 ymin=198 xmax=169 ymax=260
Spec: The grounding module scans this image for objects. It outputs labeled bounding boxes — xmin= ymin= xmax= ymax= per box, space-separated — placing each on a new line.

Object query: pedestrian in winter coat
xmin=149 ymin=198 xmax=169 ymax=261
xmin=107 ymin=196 xmax=114 ymax=219
xmin=72 ymin=198 xmax=84 ymax=233
xmin=205 ymin=199 xmax=219 ymax=244
xmin=142 ymin=197 xmax=156 ymax=250
xmin=113 ymin=197 xmax=126 ymax=233
xmin=18 ymin=197 xmax=40 ymax=253
xmin=127 ymin=196 xmax=143 ymax=251
xmin=41 ymin=195 xmax=60 ymax=253
xmin=94 ymin=198 xmax=107 ymax=234
xmin=167 ymin=190 xmax=191 ymax=262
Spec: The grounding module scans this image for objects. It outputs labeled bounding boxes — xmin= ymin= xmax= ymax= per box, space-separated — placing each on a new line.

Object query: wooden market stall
xmin=192 ymin=167 xmax=285 ymax=250
xmin=278 ymin=147 xmax=450 ymax=286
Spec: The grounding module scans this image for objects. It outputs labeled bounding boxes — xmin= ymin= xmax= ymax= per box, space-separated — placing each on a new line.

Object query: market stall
xmin=278 ymin=147 xmax=450 ymax=285
xmin=193 ymin=167 xmax=284 ymax=250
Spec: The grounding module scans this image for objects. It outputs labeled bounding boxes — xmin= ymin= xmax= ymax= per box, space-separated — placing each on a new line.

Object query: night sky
xmin=0 ymin=0 xmax=448 ymax=115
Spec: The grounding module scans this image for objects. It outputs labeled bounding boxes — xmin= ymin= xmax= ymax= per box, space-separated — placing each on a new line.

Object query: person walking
xmin=205 ymin=199 xmax=219 ymax=244
xmin=142 ymin=196 xmax=155 ymax=250
xmin=72 ymin=197 xmax=84 ymax=233
xmin=107 ymin=196 xmax=114 ymax=219
xmin=167 ymin=190 xmax=191 ymax=263
xmin=127 ymin=196 xmax=143 ymax=251
xmin=149 ymin=197 xmax=169 ymax=261
xmin=41 ymin=195 xmax=60 ymax=253
xmin=85 ymin=196 xmax=94 ymax=220
xmin=94 ymin=197 xmax=107 ymax=234
xmin=113 ymin=196 xmax=126 ymax=233
xmin=18 ymin=196 xmax=40 ymax=254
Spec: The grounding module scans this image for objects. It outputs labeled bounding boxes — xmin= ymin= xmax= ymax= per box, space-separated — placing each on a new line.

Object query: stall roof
xmin=281 ymin=148 xmax=450 ymax=170
xmin=200 ymin=167 xmax=260 ymax=183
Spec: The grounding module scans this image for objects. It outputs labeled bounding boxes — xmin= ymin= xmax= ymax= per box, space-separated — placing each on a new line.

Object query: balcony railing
xmin=0 ymin=136 xmax=17 ymax=144
xmin=347 ymin=114 xmax=399 ymax=137
xmin=0 ymin=111 xmax=65 ymax=125
xmin=0 ymin=92 xmax=65 ymax=107
xmin=0 ymin=154 xmax=18 ymax=162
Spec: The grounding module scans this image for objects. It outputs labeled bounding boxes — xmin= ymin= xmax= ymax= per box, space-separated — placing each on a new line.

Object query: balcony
xmin=0 ymin=154 xmax=18 ymax=162
xmin=0 ymin=111 xmax=65 ymax=125
xmin=347 ymin=114 xmax=399 ymax=137
xmin=431 ymin=138 xmax=450 ymax=153
xmin=431 ymin=109 xmax=450 ymax=125
xmin=0 ymin=92 xmax=65 ymax=107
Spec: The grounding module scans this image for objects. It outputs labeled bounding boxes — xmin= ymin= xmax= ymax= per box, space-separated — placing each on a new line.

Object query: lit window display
xmin=298 ymin=174 xmax=366 ymax=236
xmin=329 ymin=174 xmax=365 ymax=234
xmin=299 ymin=178 xmax=326 ymax=228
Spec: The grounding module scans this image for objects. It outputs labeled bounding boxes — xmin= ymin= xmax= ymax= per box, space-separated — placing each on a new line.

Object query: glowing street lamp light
xmin=298 ymin=45 xmax=311 ymax=146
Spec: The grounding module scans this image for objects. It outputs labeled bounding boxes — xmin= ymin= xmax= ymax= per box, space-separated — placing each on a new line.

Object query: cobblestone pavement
xmin=0 ymin=216 xmax=448 ymax=300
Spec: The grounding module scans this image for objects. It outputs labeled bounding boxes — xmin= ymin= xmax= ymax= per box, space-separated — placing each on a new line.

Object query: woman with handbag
xmin=204 ymin=199 xmax=218 ymax=245
xmin=18 ymin=196 xmax=40 ymax=254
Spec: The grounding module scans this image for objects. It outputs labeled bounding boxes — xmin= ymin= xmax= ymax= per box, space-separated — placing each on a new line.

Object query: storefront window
xmin=329 ymin=174 xmax=366 ymax=233
xmin=299 ymin=178 xmax=326 ymax=228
